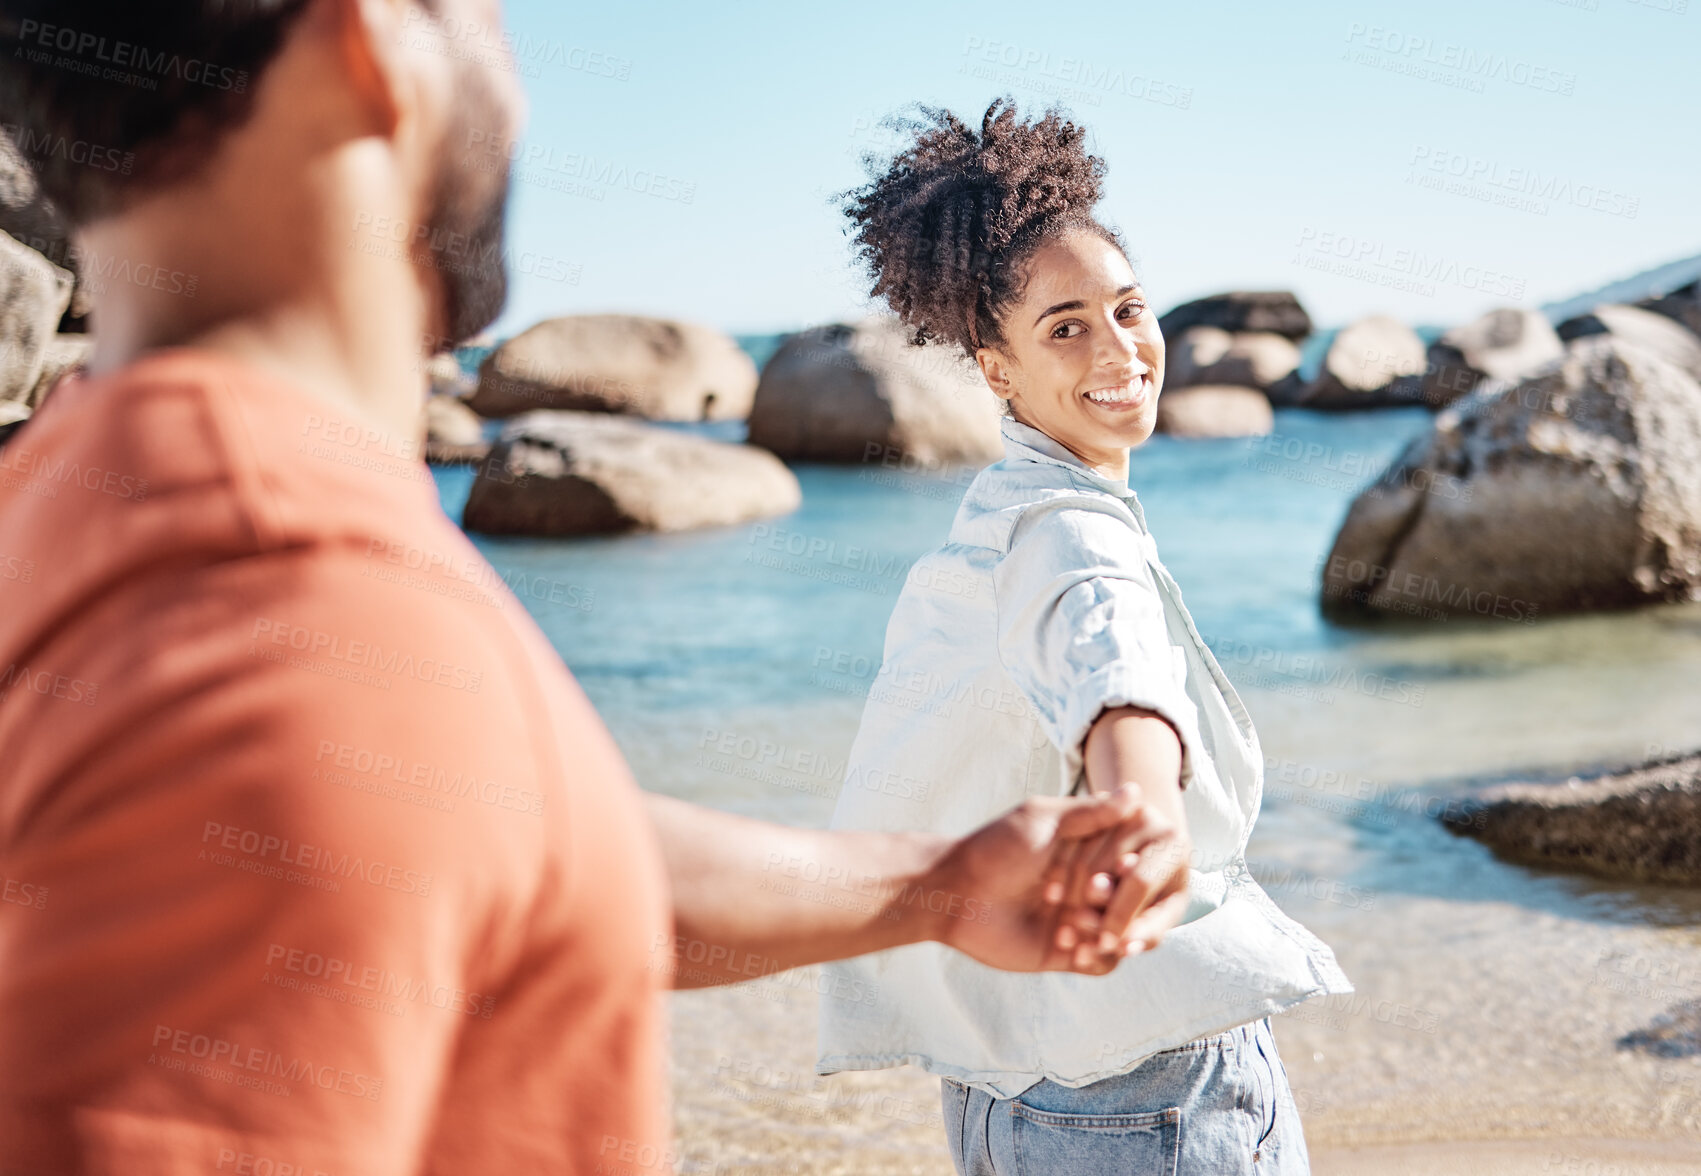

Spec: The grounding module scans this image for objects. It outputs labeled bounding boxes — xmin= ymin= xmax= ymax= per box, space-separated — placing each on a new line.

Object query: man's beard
xmin=421 ymin=70 xmax=512 ymax=346
xmin=432 ymin=174 xmax=509 ymax=346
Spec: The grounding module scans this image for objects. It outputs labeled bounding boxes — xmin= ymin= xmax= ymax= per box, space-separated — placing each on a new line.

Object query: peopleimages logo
xmin=150 ymin=1024 xmax=382 ymax=1100
xmin=0 ymin=121 xmax=133 ymax=175
xmin=1342 ymin=22 xmax=1576 ymax=96
xmin=1292 ymin=227 xmax=1528 ymax=301
xmin=13 ymin=20 xmax=249 ymax=92
xmin=264 ymin=943 xmax=496 ymax=1019
xmin=249 ymin=618 xmax=483 ymax=694
xmin=200 ymin=820 xmax=434 ymax=897
xmin=959 ymin=35 xmax=1194 ymax=108
xmin=0 ymin=662 xmax=99 ymax=706
xmin=0 ymin=442 xmax=150 ymax=500
xmin=1407 ymin=146 xmax=1640 ymax=220
xmin=466 ymin=131 xmax=698 ymax=204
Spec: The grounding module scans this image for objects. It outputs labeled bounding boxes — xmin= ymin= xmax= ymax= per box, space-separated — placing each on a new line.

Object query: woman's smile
xmin=1083 ymin=373 xmax=1153 ymax=409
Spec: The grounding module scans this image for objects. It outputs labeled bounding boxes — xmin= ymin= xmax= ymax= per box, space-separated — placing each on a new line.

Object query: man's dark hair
xmin=843 ymin=97 xmax=1123 ymax=358
xmin=0 ymin=0 xmax=317 ymax=224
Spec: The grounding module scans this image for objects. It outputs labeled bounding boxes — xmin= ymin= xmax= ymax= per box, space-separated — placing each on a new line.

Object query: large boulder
xmin=0 ymin=230 xmax=75 ymax=406
xmin=1419 ymin=307 xmax=1564 ymax=408
xmin=1637 ymin=280 xmax=1701 ymax=339
xmin=423 ymin=395 xmax=489 ymax=465
xmin=1556 ymin=304 xmax=1701 ymax=383
xmin=1441 ymin=751 xmax=1701 ymax=885
xmin=746 ymin=317 xmax=1001 ymax=465
xmin=1321 ymin=338 xmax=1701 ymax=618
xmin=1300 ymin=316 xmax=1428 ymax=410
xmin=1165 ymin=327 xmax=1299 ymax=394
xmin=1154 ymin=385 xmax=1273 ymax=438
xmin=471 ymin=315 xmax=757 ymax=421
xmin=1163 ymin=326 xmax=1230 ymax=387
xmin=463 ymin=411 xmax=800 ymax=536
xmin=1158 ymin=292 xmax=1311 ymax=341
xmin=27 ymin=333 xmax=92 ymax=409
xmin=0 ymin=132 xmax=83 ymax=328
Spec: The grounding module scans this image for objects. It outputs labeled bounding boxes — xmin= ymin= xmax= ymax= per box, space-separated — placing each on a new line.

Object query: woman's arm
xmin=990 ymin=499 xmax=1204 ymax=960
xmin=644 ymin=785 xmax=1170 ymax=988
xmin=1063 ymin=705 xmax=1192 ymax=952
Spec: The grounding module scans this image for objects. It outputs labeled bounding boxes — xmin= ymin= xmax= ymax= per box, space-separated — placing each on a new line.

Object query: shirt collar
xmin=998 ymin=416 xmax=1135 ymax=500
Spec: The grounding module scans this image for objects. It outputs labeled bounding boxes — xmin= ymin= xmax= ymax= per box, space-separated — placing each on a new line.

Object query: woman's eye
xmin=1052 ymin=322 xmax=1084 ymax=339
xmin=1118 ymin=302 xmax=1147 ymax=320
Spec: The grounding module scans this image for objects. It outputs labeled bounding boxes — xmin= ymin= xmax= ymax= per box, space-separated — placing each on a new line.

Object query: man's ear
xmin=976 ymin=347 xmax=1015 ymax=401
xmin=329 ymin=0 xmax=413 ymax=136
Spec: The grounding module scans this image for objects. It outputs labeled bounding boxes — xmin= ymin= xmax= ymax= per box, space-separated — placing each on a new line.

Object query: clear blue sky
xmin=489 ymin=0 xmax=1698 ymax=338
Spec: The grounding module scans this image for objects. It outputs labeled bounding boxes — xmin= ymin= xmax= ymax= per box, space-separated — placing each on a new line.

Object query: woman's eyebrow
xmin=1033 ymin=285 xmax=1142 ymax=326
xmin=1034 ymin=299 xmax=1084 ymax=326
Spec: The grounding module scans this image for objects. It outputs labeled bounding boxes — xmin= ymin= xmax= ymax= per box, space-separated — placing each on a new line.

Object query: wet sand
xmin=663 ymin=767 xmax=1701 ymax=1174
xmin=1313 ymin=1138 xmax=1701 ymax=1175
xmin=666 ymin=890 xmax=1701 ymax=1173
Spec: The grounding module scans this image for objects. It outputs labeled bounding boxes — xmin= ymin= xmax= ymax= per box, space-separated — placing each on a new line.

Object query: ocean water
xmin=431 ymin=383 xmax=1701 ymax=1169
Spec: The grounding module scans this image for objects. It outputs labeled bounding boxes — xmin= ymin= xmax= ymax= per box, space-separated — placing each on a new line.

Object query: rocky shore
xmin=7 ymin=126 xmax=1700 ymax=602
xmin=0 ymin=137 xmax=89 ymax=433
xmin=1442 ymin=750 xmax=1701 ymax=885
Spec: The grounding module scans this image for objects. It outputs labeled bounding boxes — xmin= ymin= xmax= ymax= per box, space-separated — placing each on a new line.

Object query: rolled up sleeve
xmin=993 ymin=495 xmax=1205 ymax=790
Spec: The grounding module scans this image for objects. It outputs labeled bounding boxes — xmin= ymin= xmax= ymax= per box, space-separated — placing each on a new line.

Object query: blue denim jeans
xmin=939 ymin=1019 xmax=1309 ymax=1175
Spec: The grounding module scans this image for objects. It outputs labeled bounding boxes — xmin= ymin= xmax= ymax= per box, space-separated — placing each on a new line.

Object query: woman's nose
xmin=1099 ymin=327 xmax=1149 ymax=374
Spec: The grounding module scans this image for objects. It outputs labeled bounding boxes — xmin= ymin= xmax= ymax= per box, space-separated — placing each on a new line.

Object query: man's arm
xmin=644 ymin=786 xmax=1167 ymax=988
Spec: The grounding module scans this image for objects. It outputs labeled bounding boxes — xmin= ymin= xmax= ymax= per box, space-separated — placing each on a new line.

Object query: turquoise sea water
xmin=433 ymin=396 xmax=1701 ymax=915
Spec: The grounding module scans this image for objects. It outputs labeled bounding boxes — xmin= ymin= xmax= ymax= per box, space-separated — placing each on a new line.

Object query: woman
xmin=815 ymin=99 xmax=1351 ymax=1174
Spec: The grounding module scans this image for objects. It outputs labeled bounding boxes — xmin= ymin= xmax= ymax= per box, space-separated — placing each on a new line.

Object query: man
xmin=0 ymin=1 xmax=1191 ymax=1172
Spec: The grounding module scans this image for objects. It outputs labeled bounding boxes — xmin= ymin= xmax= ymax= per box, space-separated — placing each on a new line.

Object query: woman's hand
xmin=924 ymin=786 xmax=1181 ymax=975
xmin=1042 ymin=704 xmax=1195 ymax=964
xmin=1046 ymin=784 xmax=1192 ymax=962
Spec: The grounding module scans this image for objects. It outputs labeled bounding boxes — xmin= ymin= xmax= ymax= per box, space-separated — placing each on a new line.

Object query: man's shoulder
xmin=0 ymin=352 xmax=229 ymax=526
xmin=0 ymin=349 xmax=596 ymax=829
xmin=6 ymin=349 xmax=438 ymax=551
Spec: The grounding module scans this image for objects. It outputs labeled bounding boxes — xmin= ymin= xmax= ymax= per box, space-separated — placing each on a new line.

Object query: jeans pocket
xmin=1010 ymin=1101 xmax=1181 ymax=1176
xmin=1251 ymin=1031 xmax=1280 ymax=1154
xmin=940 ymin=1078 xmax=970 ymax=1175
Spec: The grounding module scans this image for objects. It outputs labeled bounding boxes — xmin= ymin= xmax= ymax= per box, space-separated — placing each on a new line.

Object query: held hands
xmin=1047 ymin=780 xmax=1192 ymax=968
xmin=923 ymin=782 xmax=1192 ymax=976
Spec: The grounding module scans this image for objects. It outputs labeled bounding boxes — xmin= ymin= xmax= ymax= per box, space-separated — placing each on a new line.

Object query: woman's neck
xmin=1009 ymin=407 xmax=1130 ymax=482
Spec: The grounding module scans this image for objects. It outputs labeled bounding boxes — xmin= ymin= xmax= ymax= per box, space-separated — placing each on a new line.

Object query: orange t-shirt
xmin=0 ymin=351 xmax=675 ymax=1175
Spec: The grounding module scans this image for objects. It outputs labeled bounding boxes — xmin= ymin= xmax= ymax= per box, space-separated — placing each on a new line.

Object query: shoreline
xmin=1313 ymin=1137 xmax=1701 ymax=1175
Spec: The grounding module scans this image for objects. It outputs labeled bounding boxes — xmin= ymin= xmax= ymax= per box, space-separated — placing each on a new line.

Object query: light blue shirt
xmin=816 ymin=417 xmax=1352 ymax=1100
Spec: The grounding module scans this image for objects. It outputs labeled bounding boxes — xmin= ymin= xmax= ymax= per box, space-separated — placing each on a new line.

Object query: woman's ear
xmin=976 ymin=347 xmax=1014 ymax=401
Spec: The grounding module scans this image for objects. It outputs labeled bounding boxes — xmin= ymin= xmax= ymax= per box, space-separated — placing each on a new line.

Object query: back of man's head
xmin=0 ymin=2 xmax=321 ymax=226
xmin=0 ymin=0 xmax=514 ymax=347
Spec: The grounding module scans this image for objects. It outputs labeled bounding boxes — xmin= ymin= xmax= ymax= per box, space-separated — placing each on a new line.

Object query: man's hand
xmin=1048 ymin=783 xmax=1193 ymax=962
xmin=1038 ymin=704 xmax=1197 ymax=965
xmin=921 ymin=786 xmax=1186 ymax=975
xmin=647 ymin=767 xmax=1190 ymax=988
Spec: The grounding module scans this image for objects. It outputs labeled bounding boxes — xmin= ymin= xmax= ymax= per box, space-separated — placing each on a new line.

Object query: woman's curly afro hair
xmin=843 ymin=97 xmax=1122 ymax=358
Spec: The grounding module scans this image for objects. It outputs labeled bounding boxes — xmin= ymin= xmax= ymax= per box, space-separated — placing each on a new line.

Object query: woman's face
xmin=974 ymin=230 xmax=1164 ymax=479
